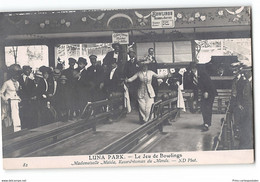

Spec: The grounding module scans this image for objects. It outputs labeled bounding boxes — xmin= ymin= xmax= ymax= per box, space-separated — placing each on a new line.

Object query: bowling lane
xmin=26 ymin=110 xmax=142 ymax=157
xmin=147 ymin=112 xmax=224 ymax=152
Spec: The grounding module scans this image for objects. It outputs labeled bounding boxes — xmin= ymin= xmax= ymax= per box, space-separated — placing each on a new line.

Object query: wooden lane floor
xmin=147 ymin=112 xmax=225 ymax=153
xmin=20 ymin=110 xmax=142 ymax=157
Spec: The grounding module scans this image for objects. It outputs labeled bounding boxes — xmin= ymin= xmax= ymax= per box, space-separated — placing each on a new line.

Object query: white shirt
xmin=22 ymin=74 xmax=28 ymax=82
xmin=43 ymin=79 xmax=48 ymax=92
xmin=53 ymin=80 xmax=57 ymax=95
xmin=110 ymin=67 xmax=117 ymax=80
xmin=0 ymin=79 xmax=20 ymax=101
xmin=113 ymin=52 xmax=119 ymax=61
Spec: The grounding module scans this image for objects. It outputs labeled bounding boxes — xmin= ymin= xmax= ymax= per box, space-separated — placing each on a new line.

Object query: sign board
xmin=112 ymin=33 xmax=129 ymax=44
xmin=151 ymin=10 xmax=175 ymax=29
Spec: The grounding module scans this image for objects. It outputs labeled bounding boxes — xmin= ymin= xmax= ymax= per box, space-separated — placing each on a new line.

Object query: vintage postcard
xmin=0 ymin=6 xmax=254 ymax=169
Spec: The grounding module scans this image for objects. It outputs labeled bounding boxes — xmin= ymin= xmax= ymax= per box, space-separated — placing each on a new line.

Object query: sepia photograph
xmin=0 ymin=0 xmax=258 ymax=181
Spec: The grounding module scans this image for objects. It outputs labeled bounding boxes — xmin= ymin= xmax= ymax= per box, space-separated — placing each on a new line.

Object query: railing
xmin=3 ymin=97 xmax=125 ymax=158
xmin=214 ymin=103 xmax=235 ymax=150
xmin=95 ymin=97 xmax=179 ymax=154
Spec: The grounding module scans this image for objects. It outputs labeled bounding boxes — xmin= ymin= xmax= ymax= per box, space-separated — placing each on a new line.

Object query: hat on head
xmin=22 ymin=65 xmax=32 ymax=71
xmin=35 ymin=70 xmax=43 ymax=78
xmin=53 ymin=69 xmax=61 ymax=76
xmin=77 ymin=57 xmax=87 ymax=65
xmin=128 ymin=47 xmax=135 ymax=54
xmin=59 ymin=75 xmax=67 ymax=80
xmin=112 ymin=43 xmax=121 ymax=49
xmin=9 ymin=64 xmax=22 ymax=76
xmin=39 ymin=66 xmax=51 ymax=74
xmin=89 ymin=55 xmax=97 ymax=59
xmin=68 ymin=58 xmax=76 ymax=63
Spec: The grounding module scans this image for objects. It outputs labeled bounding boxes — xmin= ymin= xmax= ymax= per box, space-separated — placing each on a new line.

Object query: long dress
xmin=0 ymin=79 xmax=21 ymax=132
xmin=127 ymin=70 xmax=160 ymax=122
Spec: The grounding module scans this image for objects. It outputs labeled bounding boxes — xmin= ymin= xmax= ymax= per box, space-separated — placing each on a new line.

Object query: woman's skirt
xmin=138 ymin=89 xmax=154 ymax=122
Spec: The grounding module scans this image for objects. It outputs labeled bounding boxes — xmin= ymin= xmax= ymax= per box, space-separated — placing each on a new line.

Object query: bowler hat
xmin=39 ymin=66 xmax=51 ymax=74
xmin=68 ymin=58 xmax=76 ymax=63
xmin=77 ymin=57 xmax=87 ymax=65
xmin=112 ymin=43 xmax=121 ymax=49
xmin=128 ymin=47 xmax=135 ymax=54
xmin=22 ymin=65 xmax=32 ymax=71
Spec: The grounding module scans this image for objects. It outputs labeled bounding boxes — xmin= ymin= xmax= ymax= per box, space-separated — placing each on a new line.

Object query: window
xmin=5 ymin=45 xmax=48 ymax=70
xmin=174 ymin=41 xmax=192 ymax=62
xmin=136 ymin=42 xmax=154 ymax=60
xmin=155 ymin=42 xmax=173 ymax=63
xmin=136 ymin=41 xmax=192 ymax=63
xmin=55 ymin=43 xmax=113 ymax=69
xmin=195 ymin=38 xmax=252 ymax=64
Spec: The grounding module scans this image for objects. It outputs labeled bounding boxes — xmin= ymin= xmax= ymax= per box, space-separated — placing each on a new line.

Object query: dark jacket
xmin=103 ymin=51 xmax=123 ymax=69
xmin=104 ymin=67 xmax=124 ymax=93
xmin=87 ymin=65 xmax=104 ymax=89
xmin=18 ymin=75 xmax=35 ymax=100
xmin=197 ymin=70 xmax=217 ymax=98
xmin=35 ymin=78 xmax=49 ymax=100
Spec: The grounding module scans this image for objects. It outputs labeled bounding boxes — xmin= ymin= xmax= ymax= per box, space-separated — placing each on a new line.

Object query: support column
xmin=47 ymin=42 xmax=56 ymax=68
xmin=0 ymin=36 xmax=7 ymax=85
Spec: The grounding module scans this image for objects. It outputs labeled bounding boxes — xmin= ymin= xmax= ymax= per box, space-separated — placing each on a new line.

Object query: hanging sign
xmin=112 ymin=33 xmax=129 ymax=44
xmin=151 ymin=10 xmax=175 ymax=28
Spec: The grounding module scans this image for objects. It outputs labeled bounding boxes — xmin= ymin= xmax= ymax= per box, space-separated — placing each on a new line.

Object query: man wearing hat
xmin=188 ymin=62 xmax=217 ymax=132
xmin=87 ymin=54 xmax=105 ymax=102
xmin=62 ymin=58 xmax=76 ymax=81
xmin=17 ymin=65 xmax=36 ymax=129
xmin=103 ymin=43 xmax=123 ymax=71
xmin=236 ymin=67 xmax=253 ymax=149
xmin=36 ymin=66 xmax=56 ymax=126
xmin=76 ymin=57 xmax=90 ymax=113
xmin=124 ymin=48 xmax=139 ymax=109
xmin=62 ymin=58 xmax=76 ymax=117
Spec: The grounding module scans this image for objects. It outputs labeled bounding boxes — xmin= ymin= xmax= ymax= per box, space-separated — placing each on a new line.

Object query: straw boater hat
xmin=53 ymin=69 xmax=61 ymax=77
xmin=89 ymin=55 xmax=97 ymax=59
xmin=59 ymin=75 xmax=67 ymax=80
xmin=34 ymin=70 xmax=43 ymax=78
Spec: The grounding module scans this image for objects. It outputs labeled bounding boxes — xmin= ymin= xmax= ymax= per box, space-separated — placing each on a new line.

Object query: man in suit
xmin=87 ymin=55 xmax=105 ymax=102
xmin=76 ymin=57 xmax=90 ymax=114
xmin=189 ymin=62 xmax=217 ymax=131
xmin=62 ymin=58 xmax=76 ymax=81
xmin=237 ymin=69 xmax=253 ymax=149
xmin=105 ymin=62 xmax=124 ymax=96
xmin=18 ymin=65 xmax=36 ymax=129
xmin=168 ymin=68 xmax=183 ymax=92
xmin=36 ymin=66 xmax=56 ymax=126
xmin=124 ymin=49 xmax=139 ymax=109
xmin=103 ymin=43 xmax=123 ymax=72
xmin=62 ymin=58 xmax=76 ymax=117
